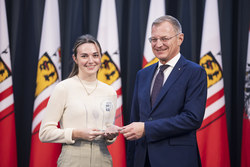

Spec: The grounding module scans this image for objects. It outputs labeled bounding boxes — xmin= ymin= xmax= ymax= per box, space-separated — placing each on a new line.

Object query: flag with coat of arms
xmin=29 ymin=0 xmax=61 ymax=166
xmin=142 ymin=0 xmax=165 ymax=68
xmin=196 ymin=0 xmax=231 ymax=166
xmin=242 ymin=24 xmax=250 ymax=167
xmin=0 ymin=0 xmax=18 ymax=166
xmin=97 ymin=0 xmax=126 ymax=167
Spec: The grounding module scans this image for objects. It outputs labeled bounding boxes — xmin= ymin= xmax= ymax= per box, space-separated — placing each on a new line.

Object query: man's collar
xmin=157 ymin=53 xmax=181 ymax=68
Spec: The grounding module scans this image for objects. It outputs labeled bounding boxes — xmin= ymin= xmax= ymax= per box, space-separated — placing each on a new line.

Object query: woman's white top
xmin=39 ymin=75 xmax=117 ymax=145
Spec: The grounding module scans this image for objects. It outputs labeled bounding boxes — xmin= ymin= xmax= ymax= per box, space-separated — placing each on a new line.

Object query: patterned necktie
xmin=151 ymin=65 xmax=169 ymax=106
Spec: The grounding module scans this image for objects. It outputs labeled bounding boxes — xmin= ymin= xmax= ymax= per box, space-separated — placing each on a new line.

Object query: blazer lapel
xmin=144 ymin=63 xmax=158 ymax=110
xmin=151 ymin=56 xmax=186 ymax=111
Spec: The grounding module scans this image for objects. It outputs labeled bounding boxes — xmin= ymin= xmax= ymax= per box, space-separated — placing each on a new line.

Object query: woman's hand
xmin=72 ymin=128 xmax=104 ymax=141
xmin=103 ymin=125 xmax=122 ymax=140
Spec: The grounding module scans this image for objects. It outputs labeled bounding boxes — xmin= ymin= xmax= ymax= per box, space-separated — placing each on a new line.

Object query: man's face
xmin=151 ymin=21 xmax=184 ymax=64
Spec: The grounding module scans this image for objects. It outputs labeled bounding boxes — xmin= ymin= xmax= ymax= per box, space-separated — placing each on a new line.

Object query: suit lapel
xmin=144 ymin=63 xmax=158 ymax=109
xmin=151 ymin=56 xmax=186 ymax=112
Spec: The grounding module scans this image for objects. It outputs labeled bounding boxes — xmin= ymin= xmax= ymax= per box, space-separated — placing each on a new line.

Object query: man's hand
xmin=120 ymin=122 xmax=145 ymax=140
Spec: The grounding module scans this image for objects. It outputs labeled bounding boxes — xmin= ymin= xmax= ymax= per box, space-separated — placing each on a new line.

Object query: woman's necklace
xmin=77 ymin=75 xmax=98 ymax=96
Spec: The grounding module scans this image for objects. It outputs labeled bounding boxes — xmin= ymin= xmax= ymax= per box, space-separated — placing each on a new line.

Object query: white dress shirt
xmin=150 ymin=53 xmax=181 ymax=95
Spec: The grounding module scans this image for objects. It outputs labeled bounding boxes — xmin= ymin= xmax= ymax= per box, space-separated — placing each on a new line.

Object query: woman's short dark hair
xmin=68 ymin=34 xmax=102 ymax=78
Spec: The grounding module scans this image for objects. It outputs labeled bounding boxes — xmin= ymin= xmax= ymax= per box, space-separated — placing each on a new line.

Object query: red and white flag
xmin=29 ymin=0 xmax=61 ymax=166
xmin=0 ymin=0 xmax=17 ymax=166
xmin=241 ymin=24 xmax=250 ymax=167
xmin=197 ymin=0 xmax=231 ymax=166
xmin=97 ymin=0 xmax=126 ymax=166
xmin=142 ymin=0 xmax=165 ymax=68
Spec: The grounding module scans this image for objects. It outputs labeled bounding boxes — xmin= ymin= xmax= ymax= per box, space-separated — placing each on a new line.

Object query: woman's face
xmin=73 ymin=43 xmax=101 ymax=77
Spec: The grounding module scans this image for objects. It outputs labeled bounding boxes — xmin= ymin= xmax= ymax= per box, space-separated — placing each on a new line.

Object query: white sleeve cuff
xmin=64 ymin=128 xmax=75 ymax=144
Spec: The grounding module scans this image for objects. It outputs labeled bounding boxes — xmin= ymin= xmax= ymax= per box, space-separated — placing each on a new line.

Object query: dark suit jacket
xmin=127 ymin=55 xmax=207 ymax=167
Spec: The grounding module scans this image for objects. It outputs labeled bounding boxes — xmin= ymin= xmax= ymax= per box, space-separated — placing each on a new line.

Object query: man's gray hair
xmin=152 ymin=15 xmax=182 ymax=33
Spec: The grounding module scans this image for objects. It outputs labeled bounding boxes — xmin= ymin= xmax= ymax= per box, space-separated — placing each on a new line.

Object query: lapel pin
xmin=178 ymin=68 xmax=181 ymax=70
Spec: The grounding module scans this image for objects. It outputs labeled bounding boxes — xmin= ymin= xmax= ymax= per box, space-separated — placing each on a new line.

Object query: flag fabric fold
xmin=142 ymin=0 xmax=165 ymax=68
xmin=0 ymin=0 xmax=18 ymax=166
xmin=197 ymin=0 xmax=231 ymax=166
xmin=29 ymin=0 xmax=62 ymax=166
xmin=242 ymin=24 xmax=250 ymax=167
xmin=97 ymin=0 xmax=126 ymax=167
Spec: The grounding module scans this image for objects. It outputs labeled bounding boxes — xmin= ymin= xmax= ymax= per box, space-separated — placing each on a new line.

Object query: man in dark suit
xmin=121 ymin=15 xmax=207 ymax=167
